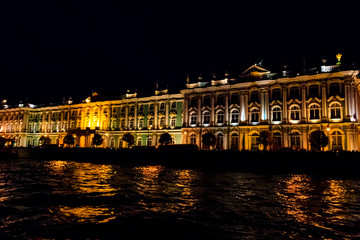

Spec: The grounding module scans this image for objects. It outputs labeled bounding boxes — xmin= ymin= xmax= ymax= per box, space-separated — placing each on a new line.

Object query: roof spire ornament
xmin=336 ymin=53 xmax=342 ymax=64
xmin=186 ymin=74 xmax=190 ymax=84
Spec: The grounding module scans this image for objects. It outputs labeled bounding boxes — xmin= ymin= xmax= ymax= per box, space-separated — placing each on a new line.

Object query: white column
xmin=211 ymin=94 xmax=215 ymax=126
xmin=154 ymin=103 xmax=158 ymax=129
xmin=301 ymin=84 xmax=307 ymax=122
xmin=244 ymin=93 xmax=248 ymax=122
xmin=184 ymin=97 xmax=189 ymax=127
xmin=165 ymin=101 xmax=169 ymax=128
xmin=345 ymin=81 xmax=350 ymax=119
xmin=260 ymin=89 xmax=265 ymax=121
xmin=265 ymin=89 xmax=269 ymax=122
xmin=321 ymin=83 xmax=327 ymax=120
xmin=240 ymin=94 xmax=245 ymax=121
xmin=197 ymin=96 xmax=201 ymax=126
xmin=125 ymin=106 xmax=129 ymax=130
xmin=282 ymin=87 xmax=288 ymax=123
xmin=225 ymin=93 xmax=229 ymax=125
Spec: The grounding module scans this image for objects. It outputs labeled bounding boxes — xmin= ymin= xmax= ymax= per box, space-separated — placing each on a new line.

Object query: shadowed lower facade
xmin=1 ymin=62 xmax=360 ymax=151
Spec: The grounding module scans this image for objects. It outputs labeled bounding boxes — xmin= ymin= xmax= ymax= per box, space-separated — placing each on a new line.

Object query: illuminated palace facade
xmin=1 ymin=61 xmax=360 ymax=151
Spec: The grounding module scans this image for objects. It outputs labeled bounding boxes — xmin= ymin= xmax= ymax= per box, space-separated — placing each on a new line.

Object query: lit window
xmin=216 ymin=110 xmax=224 ymax=124
xmin=203 ymin=111 xmax=211 ymax=125
xmin=190 ymin=112 xmax=197 ymax=125
xmin=231 ymin=109 xmax=239 ymax=123
xmin=190 ymin=133 xmax=197 ymax=145
xmin=251 ymin=133 xmax=259 ymax=150
xmin=290 ymin=106 xmax=300 ymax=120
xmin=159 ymin=117 xmax=165 ymax=128
xmin=309 ymin=105 xmax=320 ymax=120
xmin=216 ymin=133 xmax=224 ymax=150
xmin=272 ymin=107 xmax=282 ymax=122
xmin=330 ymin=103 xmax=341 ymax=119
xmin=230 ymin=133 xmax=239 ymax=150
xmin=251 ymin=109 xmax=259 ymax=123
xmin=290 ymin=132 xmax=301 ymax=148
xmin=273 ymin=132 xmax=282 ymax=147
xmin=331 ymin=131 xmax=342 ymax=150
xmin=138 ymin=119 xmax=144 ymax=129
xmin=170 ymin=117 xmax=176 ymax=128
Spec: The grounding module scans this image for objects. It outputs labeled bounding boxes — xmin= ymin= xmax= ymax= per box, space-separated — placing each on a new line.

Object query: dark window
xmin=203 ymin=95 xmax=211 ymax=107
xmin=309 ymin=85 xmax=319 ymax=98
xmin=250 ymin=91 xmax=259 ymax=103
xmin=231 ymin=93 xmax=239 ymax=104
xmin=329 ymin=83 xmax=341 ymax=96
xmin=289 ymin=87 xmax=300 ymax=99
xmin=272 ymin=88 xmax=281 ymax=100
xmin=190 ymin=97 xmax=197 ymax=107
xmin=216 ymin=94 xmax=224 ymax=106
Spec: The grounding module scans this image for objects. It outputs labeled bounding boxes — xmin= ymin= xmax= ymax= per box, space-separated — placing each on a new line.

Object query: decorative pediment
xmin=241 ymin=64 xmax=270 ymax=75
xmin=270 ymin=100 xmax=282 ymax=106
xmin=306 ymin=97 xmax=321 ymax=104
xmin=327 ymin=95 xmax=344 ymax=102
xmin=287 ymin=99 xmax=301 ymax=105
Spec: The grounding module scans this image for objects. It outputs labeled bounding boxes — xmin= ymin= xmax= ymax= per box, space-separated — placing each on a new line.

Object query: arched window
xmin=230 ymin=133 xmax=239 ymax=150
xmin=251 ymin=109 xmax=259 ymax=123
xmin=190 ymin=133 xmax=197 ymax=145
xmin=137 ymin=137 xmax=142 ymax=146
xmin=171 ymin=102 xmax=176 ymax=109
xmin=290 ymin=132 xmax=301 ymax=148
xmin=331 ymin=131 xmax=342 ymax=150
xmin=290 ymin=106 xmax=300 ymax=120
xmin=330 ymin=103 xmax=341 ymax=119
xmin=231 ymin=93 xmax=239 ymax=104
xmin=149 ymin=103 xmax=154 ymax=111
xmin=158 ymin=117 xmax=165 ymax=129
xmin=203 ymin=111 xmax=211 ymax=125
xmin=273 ymin=132 xmax=282 ymax=147
xmin=147 ymin=136 xmax=152 ymax=146
xmin=216 ymin=110 xmax=224 ymax=124
xmin=110 ymin=138 xmax=115 ymax=148
xmin=190 ymin=112 xmax=197 ymax=125
xmin=148 ymin=118 xmax=154 ymax=129
xmin=231 ymin=109 xmax=239 ymax=123
xmin=216 ymin=133 xmax=224 ymax=150
xmin=159 ymin=103 xmax=165 ymax=110
xmin=120 ymin=119 xmax=125 ymax=129
xmin=129 ymin=119 xmax=135 ymax=129
xmin=251 ymin=133 xmax=259 ymax=150
xmin=170 ymin=117 xmax=176 ymax=128
xmin=309 ymin=104 xmax=320 ymax=120
xmin=272 ymin=107 xmax=282 ymax=122
xmin=138 ymin=118 xmax=144 ymax=129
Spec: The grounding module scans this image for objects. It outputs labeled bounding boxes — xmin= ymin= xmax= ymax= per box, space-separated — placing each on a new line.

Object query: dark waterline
xmin=1 ymin=159 xmax=360 ymax=239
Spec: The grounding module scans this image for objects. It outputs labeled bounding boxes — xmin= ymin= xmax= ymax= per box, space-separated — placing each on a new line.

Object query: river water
xmin=1 ymin=159 xmax=360 ymax=239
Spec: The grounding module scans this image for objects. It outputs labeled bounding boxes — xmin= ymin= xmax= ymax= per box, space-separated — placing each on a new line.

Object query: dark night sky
xmin=1 ymin=1 xmax=359 ymax=104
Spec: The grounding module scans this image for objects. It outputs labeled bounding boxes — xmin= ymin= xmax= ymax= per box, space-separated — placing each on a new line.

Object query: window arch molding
xmin=308 ymin=103 xmax=321 ymax=121
xmin=289 ymin=104 xmax=301 ymax=122
xmin=328 ymin=101 xmax=342 ymax=121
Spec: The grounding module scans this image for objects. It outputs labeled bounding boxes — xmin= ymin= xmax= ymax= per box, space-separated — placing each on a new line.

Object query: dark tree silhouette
xmin=39 ymin=136 xmax=51 ymax=146
xmin=309 ymin=130 xmax=329 ymax=151
xmin=159 ymin=132 xmax=172 ymax=145
xmin=257 ymin=131 xmax=273 ymax=151
xmin=92 ymin=133 xmax=104 ymax=147
xmin=122 ymin=133 xmax=135 ymax=148
xmin=202 ymin=132 xmax=216 ymax=150
xmin=63 ymin=134 xmax=75 ymax=147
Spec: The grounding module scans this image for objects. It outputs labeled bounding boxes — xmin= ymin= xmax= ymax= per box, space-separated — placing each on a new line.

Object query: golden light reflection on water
xmin=134 ymin=165 xmax=198 ymax=213
xmin=55 ymin=206 xmax=116 ymax=223
xmin=47 ymin=160 xmax=116 ymax=196
xmin=46 ymin=160 xmax=118 ymax=223
xmin=276 ymin=174 xmax=353 ymax=236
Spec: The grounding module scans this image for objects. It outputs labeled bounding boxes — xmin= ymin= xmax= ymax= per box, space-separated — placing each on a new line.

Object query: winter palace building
xmin=1 ymin=58 xmax=360 ymax=151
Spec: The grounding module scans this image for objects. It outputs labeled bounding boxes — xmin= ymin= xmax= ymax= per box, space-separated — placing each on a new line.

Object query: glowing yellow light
xmin=336 ymin=53 xmax=342 ymax=62
xmin=327 ymin=127 xmax=330 ymax=131
xmin=105 ymin=133 xmax=109 ymax=136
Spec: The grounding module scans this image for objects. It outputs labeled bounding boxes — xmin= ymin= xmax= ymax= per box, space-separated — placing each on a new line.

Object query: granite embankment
xmin=14 ymin=147 xmax=360 ymax=175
